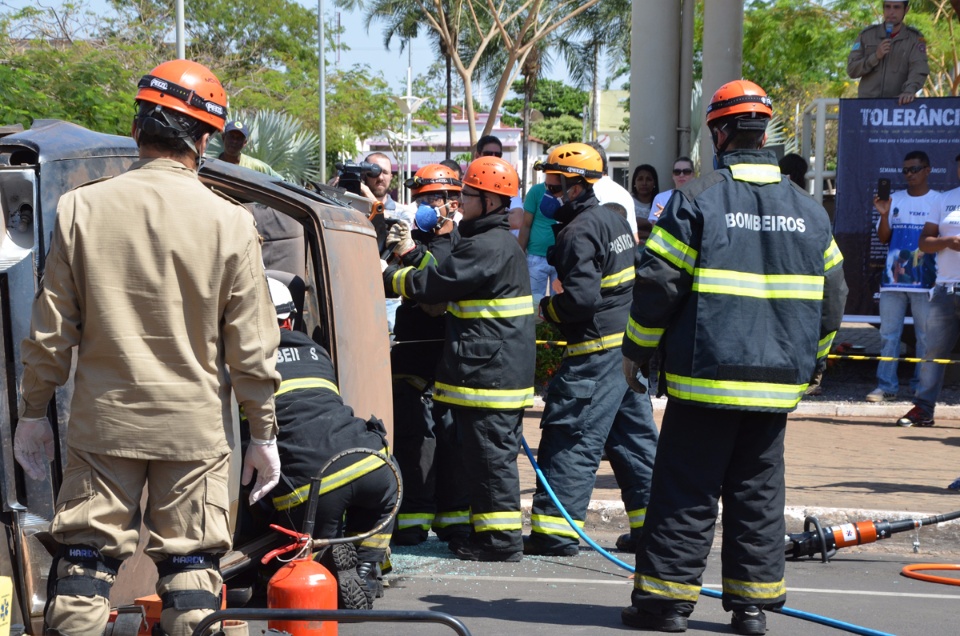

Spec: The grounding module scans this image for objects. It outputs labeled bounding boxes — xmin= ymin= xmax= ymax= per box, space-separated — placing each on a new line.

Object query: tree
xmin=501 ymin=78 xmax=587 ymax=123
xmin=530 ymin=114 xmax=582 ymax=147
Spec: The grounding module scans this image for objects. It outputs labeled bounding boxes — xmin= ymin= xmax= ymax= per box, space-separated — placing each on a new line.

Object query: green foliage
xmin=531 ymin=115 xmax=583 ymax=148
xmin=535 ymin=322 xmax=565 ymax=392
xmin=502 ymin=79 xmax=589 ymax=123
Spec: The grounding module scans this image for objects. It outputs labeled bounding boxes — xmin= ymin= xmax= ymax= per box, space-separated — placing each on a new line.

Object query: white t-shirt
xmin=593 ymin=176 xmax=638 ymax=236
xmin=650 ymin=190 xmax=675 ymax=222
xmin=877 ymin=189 xmax=939 ymax=292
xmin=927 ymin=186 xmax=960 ymax=283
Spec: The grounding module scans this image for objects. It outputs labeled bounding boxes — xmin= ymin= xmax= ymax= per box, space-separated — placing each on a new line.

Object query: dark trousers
xmin=632 ymin=401 xmax=787 ymax=616
xmin=392 ymin=380 xmax=470 ymax=541
xmin=454 ymin=406 xmax=524 ymax=553
xmin=530 ymin=348 xmax=658 ymax=550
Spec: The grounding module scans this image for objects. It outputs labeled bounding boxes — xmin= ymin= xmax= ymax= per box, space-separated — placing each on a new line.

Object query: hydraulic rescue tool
xmin=785 ymin=510 xmax=960 ymax=562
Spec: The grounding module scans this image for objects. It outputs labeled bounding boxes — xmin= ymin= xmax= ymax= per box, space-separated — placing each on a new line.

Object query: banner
xmin=835 ymin=97 xmax=960 ymax=320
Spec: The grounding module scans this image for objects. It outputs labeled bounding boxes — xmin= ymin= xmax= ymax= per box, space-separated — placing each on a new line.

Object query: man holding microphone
xmin=847 ymin=1 xmax=928 ymax=105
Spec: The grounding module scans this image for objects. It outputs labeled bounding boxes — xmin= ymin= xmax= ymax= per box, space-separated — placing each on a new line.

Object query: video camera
xmin=335 ymin=160 xmax=383 ymax=196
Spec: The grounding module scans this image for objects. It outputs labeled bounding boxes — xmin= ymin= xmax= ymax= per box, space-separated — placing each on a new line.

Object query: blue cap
xmin=223 ymin=120 xmax=247 ymax=137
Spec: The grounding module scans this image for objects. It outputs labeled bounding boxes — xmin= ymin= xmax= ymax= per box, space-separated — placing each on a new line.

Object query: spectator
xmin=847 ymin=1 xmax=928 ymax=105
xmin=869 ymin=150 xmax=937 ymax=403
xmin=476 ymin=134 xmax=503 ymax=159
xmin=895 ymin=153 xmax=960 ymax=427
xmin=588 ymin=141 xmax=639 ymax=243
xmin=778 ymin=153 xmax=808 ymax=190
xmin=439 ymin=158 xmax=464 ymax=179
xmin=218 ymin=119 xmax=284 ymax=178
xmin=650 ymin=157 xmax=695 ymax=223
xmin=517 ymin=181 xmax=561 ymax=306
xmin=631 ymin=164 xmax=659 ymax=245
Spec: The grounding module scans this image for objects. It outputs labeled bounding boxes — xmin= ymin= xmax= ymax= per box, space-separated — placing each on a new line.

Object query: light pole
xmin=318 ymin=0 xmax=327 ymax=182
xmin=176 ymin=0 xmax=184 ymax=59
xmin=392 ymin=44 xmax=425 ymax=205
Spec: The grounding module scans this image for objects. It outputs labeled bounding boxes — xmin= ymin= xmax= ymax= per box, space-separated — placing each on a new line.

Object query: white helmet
xmin=267 ymin=276 xmax=296 ymax=320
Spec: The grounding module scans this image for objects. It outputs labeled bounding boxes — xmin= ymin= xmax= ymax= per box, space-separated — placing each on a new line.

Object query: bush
xmin=535 ymin=322 xmax=565 ymax=393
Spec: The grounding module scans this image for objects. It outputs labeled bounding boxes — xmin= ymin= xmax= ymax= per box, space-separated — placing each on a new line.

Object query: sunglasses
xmin=673 ymin=168 xmax=694 ymax=176
xmin=902 ymin=165 xmax=927 ymax=175
xmin=481 ymin=150 xmax=503 ymax=158
xmin=545 ymin=183 xmax=564 ymax=195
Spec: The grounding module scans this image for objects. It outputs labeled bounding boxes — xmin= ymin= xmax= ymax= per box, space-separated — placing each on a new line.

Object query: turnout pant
xmin=46 ymin=447 xmax=232 ymax=636
xmin=453 ymin=406 xmax=525 ymax=553
xmin=391 ymin=379 xmax=470 ymax=543
xmin=631 ymin=401 xmax=787 ymax=617
xmin=530 ymin=348 xmax=658 ymax=551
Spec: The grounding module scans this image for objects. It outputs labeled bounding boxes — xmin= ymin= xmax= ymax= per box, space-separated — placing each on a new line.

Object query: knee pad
xmin=156 ymin=553 xmax=222 ymax=613
xmin=50 ymin=544 xmax=120 ymax=599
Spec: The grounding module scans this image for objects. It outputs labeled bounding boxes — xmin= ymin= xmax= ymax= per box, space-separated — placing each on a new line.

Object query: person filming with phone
xmin=847 ymin=1 xmax=928 ymax=105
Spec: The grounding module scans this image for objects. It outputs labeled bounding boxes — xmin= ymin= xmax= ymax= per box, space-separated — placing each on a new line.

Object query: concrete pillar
xmin=700 ymin=0 xmax=744 ymax=175
xmin=629 ymin=0 xmax=681 ymax=189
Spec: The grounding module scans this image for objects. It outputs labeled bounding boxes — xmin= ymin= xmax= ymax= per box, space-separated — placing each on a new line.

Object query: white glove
xmin=622 ymin=356 xmax=647 ymax=395
xmin=14 ymin=416 xmax=55 ymax=481
xmin=386 ymin=221 xmax=415 ymax=256
xmin=242 ymin=437 xmax=281 ymax=504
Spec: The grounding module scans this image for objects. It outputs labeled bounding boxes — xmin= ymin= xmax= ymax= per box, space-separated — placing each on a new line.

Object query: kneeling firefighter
xmin=14 ymin=58 xmax=282 ymax=636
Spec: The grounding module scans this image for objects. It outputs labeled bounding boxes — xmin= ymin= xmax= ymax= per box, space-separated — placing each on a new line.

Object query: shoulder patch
xmin=852 ymin=41 xmax=861 ymax=51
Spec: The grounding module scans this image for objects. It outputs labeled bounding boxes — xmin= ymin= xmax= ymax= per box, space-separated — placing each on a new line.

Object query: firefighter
xmin=523 ymin=143 xmax=658 ymax=558
xmin=389 ymin=164 xmax=472 ymax=548
xmin=383 ymin=156 xmax=535 ymax=562
xmin=619 ymin=80 xmax=848 ymax=634
xmin=251 ymin=276 xmax=397 ymax=610
xmin=14 ymin=59 xmax=281 ymax=636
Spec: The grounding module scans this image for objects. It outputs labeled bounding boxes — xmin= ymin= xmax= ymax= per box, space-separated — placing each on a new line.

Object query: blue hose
xmin=520 ymin=436 xmax=893 ymax=636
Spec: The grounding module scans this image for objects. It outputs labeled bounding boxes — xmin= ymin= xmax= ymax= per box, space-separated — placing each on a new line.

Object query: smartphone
xmin=877 ymin=178 xmax=891 ymax=201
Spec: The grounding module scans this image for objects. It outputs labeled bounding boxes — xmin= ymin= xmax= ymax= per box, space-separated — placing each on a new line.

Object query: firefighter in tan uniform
xmin=14 ymin=59 xmax=282 ymax=636
xmin=846 ymin=1 xmax=928 ymax=105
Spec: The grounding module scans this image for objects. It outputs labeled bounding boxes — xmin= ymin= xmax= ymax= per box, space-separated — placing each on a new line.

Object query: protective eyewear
xmin=481 ymin=151 xmax=503 ymax=158
xmin=545 ymin=183 xmax=564 ymax=195
xmin=672 ymin=168 xmax=694 ymax=176
xmin=901 ymin=165 xmax=927 ymax=175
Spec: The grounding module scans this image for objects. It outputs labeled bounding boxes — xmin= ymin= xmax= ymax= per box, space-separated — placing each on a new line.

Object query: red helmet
xmin=462 ymin=156 xmax=519 ymax=197
xmin=136 ymin=59 xmax=228 ymax=131
xmin=706 ymin=80 xmax=772 ymax=125
xmin=405 ymin=164 xmax=462 ymax=198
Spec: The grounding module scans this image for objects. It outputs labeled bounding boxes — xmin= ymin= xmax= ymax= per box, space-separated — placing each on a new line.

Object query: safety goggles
xmin=901 ymin=165 xmax=927 ymax=175
xmin=672 ymin=168 xmax=694 ymax=176
xmin=545 ymin=183 xmax=564 ymax=195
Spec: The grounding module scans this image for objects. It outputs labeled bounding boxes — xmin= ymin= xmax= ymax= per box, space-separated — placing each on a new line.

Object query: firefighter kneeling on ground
xmin=240 ymin=276 xmax=398 ymax=610
xmin=389 ymin=164 xmax=472 ymax=550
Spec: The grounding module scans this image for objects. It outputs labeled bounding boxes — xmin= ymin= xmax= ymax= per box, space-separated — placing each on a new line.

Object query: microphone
xmin=885 ymin=22 xmax=893 ymax=38
xmin=414 ymin=204 xmax=440 ymax=232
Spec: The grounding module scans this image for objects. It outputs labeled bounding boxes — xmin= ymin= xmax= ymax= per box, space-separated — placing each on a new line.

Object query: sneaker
xmin=615 ymin=532 xmax=639 ymax=553
xmin=620 ymin=606 xmax=688 ymax=632
xmin=731 ymin=606 xmax=766 ymax=635
xmin=522 ymin=535 xmax=579 ymax=557
xmin=896 ymin=405 xmax=935 ymax=427
xmin=455 ymin=544 xmax=523 ymax=562
xmin=866 ymin=388 xmax=897 ymax=403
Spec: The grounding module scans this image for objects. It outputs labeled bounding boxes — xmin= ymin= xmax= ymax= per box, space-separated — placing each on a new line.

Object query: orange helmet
xmin=462 ymin=156 xmax=519 ymax=197
xmin=706 ymin=80 xmax=772 ymax=125
xmin=535 ymin=143 xmax=603 ymax=184
xmin=405 ymin=164 xmax=462 ymax=198
xmin=135 ymin=59 xmax=228 ymax=131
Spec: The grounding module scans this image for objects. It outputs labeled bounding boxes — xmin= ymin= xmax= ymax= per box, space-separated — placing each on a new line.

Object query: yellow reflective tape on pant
xmin=472 ymin=511 xmax=522 ymax=532
xmin=647 ymin=225 xmax=698 ymax=275
xmin=446 ymin=296 xmax=535 ymax=319
xmin=824 ymin=238 xmax=844 ymax=272
xmin=729 ymin=163 xmax=782 ymax=184
xmin=600 ymin=266 xmax=635 ymax=289
xmin=818 ymin=331 xmax=836 ymax=359
xmin=636 ymin=574 xmax=701 ymax=602
xmin=396 ymin=513 xmax=434 ymax=530
xmin=722 ymin=577 xmax=786 ymax=600
xmin=665 ymin=373 xmax=805 ymax=410
xmin=627 ymin=508 xmax=646 ymax=529
xmin=546 ymin=297 xmax=561 ymax=323
xmin=360 ymin=533 xmax=392 ymax=550
xmin=565 ymin=332 xmax=624 ymax=357
xmin=693 ymin=268 xmax=824 ymax=300
xmin=625 ymin=317 xmax=664 ymax=349
xmin=531 ymin=514 xmax=583 ymax=539
xmin=433 ymin=510 xmax=471 ymax=528
xmin=272 ymin=454 xmax=388 ymax=511
xmin=275 ymin=377 xmax=339 ymax=397
xmin=434 ymin=382 xmax=534 ymax=409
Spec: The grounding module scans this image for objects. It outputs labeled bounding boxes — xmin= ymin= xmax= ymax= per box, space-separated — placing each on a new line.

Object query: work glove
xmin=385 ymin=221 xmax=415 ymax=257
xmin=242 ymin=437 xmax=281 ymax=505
xmin=14 ymin=415 xmax=55 ymax=481
xmin=622 ymin=356 xmax=647 ymax=395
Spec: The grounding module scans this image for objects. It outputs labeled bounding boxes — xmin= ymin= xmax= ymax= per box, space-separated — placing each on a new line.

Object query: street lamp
xmin=392 ymin=45 xmax=425 ymax=205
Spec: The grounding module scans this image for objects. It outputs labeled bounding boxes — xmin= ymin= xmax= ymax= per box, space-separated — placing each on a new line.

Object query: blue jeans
xmin=527 ymin=254 xmax=557 ymax=307
xmin=876 ymin=291 xmax=930 ymax=394
xmin=913 ymin=285 xmax=960 ymax=416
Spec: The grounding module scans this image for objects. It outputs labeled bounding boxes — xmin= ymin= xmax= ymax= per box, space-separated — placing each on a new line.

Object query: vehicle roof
xmin=0 ymin=119 xmax=137 ymax=164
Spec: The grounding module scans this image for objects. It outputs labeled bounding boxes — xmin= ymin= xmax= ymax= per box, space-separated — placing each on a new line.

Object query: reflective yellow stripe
xmin=272 ymin=454 xmax=388 ymax=511
xmin=531 ymin=514 xmax=582 ymax=539
xmin=665 ymin=373 xmax=805 ymax=410
xmin=637 ymin=574 xmax=701 ymax=602
xmin=391 ymin=266 xmax=415 ymax=297
xmin=276 ymin=377 xmax=339 ymax=397
xmin=447 ymin=296 xmax=535 ymax=319
xmin=693 ymin=268 xmax=823 ymax=300
xmin=566 ymin=332 xmax=624 ymax=357
xmin=396 ymin=513 xmax=434 ymax=531
xmin=418 ymin=251 xmax=437 ymax=269
xmin=647 ymin=225 xmax=697 ymax=275
xmin=627 ymin=508 xmax=646 ymax=529
xmin=601 ymin=266 xmax=635 ymax=289
xmin=722 ymin=577 xmax=786 ymax=600
xmin=818 ymin=331 xmax=836 ymax=359
xmin=729 ymin=163 xmax=781 ymax=184
xmin=434 ymin=382 xmax=534 ymax=409
xmin=546 ymin=297 xmax=561 ymax=323
xmin=472 ymin=511 xmax=522 ymax=532
xmin=393 ymin=374 xmax=428 ymax=391
xmin=433 ymin=510 xmax=471 ymax=528
xmin=359 ymin=533 xmax=392 ymax=550
xmin=824 ymin=238 xmax=844 ymax=272
xmin=625 ymin=316 xmax=664 ymax=349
